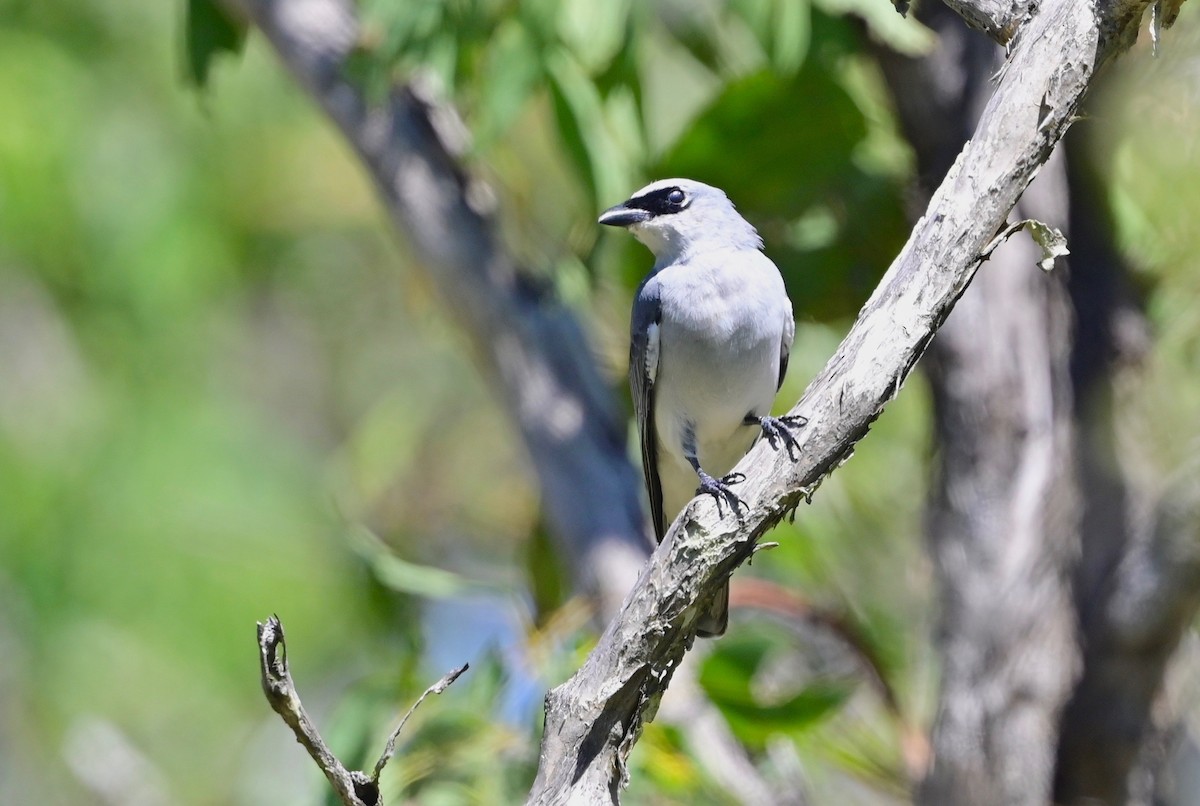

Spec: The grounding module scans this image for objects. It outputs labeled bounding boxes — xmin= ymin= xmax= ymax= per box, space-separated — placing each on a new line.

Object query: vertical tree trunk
xmin=918 ymin=161 xmax=1081 ymax=804
xmin=878 ymin=7 xmax=1081 ymax=802
xmin=878 ymin=5 xmax=1200 ymax=802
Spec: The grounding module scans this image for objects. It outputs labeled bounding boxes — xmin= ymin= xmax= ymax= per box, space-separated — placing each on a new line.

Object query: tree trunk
xmin=878 ymin=5 xmax=1200 ymax=803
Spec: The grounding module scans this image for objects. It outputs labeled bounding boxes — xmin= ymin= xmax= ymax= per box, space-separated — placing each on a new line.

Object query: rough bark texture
xmin=879 ymin=4 xmax=1200 ymax=803
xmin=880 ymin=6 xmax=1080 ymax=802
xmin=921 ymin=165 xmax=1082 ymax=805
xmin=937 ymin=0 xmax=1035 ymax=43
xmin=528 ymin=0 xmax=1157 ymax=798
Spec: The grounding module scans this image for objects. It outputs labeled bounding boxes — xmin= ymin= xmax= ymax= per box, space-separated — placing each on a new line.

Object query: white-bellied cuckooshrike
xmin=600 ymin=178 xmax=803 ymax=637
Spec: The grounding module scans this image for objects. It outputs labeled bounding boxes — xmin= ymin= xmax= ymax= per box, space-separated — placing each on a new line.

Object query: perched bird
xmin=600 ymin=178 xmax=802 ymax=637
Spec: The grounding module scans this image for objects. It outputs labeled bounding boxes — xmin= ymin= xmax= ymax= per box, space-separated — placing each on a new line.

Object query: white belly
xmin=653 ymin=299 xmax=782 ymax=520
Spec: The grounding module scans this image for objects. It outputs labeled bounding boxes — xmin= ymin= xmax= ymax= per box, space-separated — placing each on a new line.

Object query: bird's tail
xmin=695 ymin=580 xmax=729 ymax=637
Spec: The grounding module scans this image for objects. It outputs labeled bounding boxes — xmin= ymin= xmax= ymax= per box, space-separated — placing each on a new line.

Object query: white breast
xmin=650 ymin=249 xmax=791 ymax=518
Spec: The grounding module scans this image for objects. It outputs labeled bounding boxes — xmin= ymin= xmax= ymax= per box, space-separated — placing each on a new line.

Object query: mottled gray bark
xmin=878 ymin=3 xmax=1200 ymax=803
xmin=528 ymin=0 xmax=1160 ymax=798
xmin=921 ymin=159 xmax=1081 ymax=806
xmin=880 ymin=7 xmax=1081 ymax=801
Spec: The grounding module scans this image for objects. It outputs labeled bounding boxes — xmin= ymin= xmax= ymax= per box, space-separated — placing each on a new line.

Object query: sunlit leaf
xmin=1026 ymin=219 xmax=1070 ymax=272
xmin=546 ymin=47 xmax=634 ymax=207
xmin=813 ymin=0 xmax=935 ymax=56
xmin=475 ymin=20 xmax=543 ymax=146
xmin=350 ymin=526 xmax=497 ymax=598
xmin=558 ymin=0 xmax=633 ymax=74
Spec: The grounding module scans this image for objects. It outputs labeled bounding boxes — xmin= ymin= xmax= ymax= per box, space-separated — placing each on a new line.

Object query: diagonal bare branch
xmin=527 ymin=0 xmax=1172 ymax=800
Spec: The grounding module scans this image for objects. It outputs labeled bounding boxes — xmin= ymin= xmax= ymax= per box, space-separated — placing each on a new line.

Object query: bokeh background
xmin=1 ymin=1 xmax=1198 ymax=803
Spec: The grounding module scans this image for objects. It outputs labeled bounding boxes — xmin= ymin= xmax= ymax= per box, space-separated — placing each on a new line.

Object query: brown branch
xmin=257 ymin=615 xmax=467 ymax=806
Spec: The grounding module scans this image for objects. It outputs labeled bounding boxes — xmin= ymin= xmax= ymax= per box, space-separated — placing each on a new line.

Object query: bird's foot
xmin=753 ymin=414 xmax=808 ymax=460
xmin=696 ymin=470 xmax=748 ymax=521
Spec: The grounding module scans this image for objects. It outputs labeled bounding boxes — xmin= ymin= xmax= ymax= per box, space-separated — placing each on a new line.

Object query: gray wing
xmin=778 ymin=310 xmax=795 ymax=391
xmin=629 ymin=276 xmax=666 ymax=541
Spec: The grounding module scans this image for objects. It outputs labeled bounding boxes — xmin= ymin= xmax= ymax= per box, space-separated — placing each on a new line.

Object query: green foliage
xmin=184 ymin=0 xmax=247 ymax=88
xmin=701 ymin=627 xmax=854 ymax=749
xmin=1 ymin=0 xmax=1196 ymax=803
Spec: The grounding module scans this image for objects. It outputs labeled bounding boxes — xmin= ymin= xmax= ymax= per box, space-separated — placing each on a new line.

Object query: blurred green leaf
xmin=814 ymin=0 xmax=935 ymax=55
xmin=342 ymin=43 xmax=393 ymax=105
xmin=558 ymin=0 xmax=633 ymax=74
xmin=350 ymin=526 xmax=498 ymax=599
xmin=475 ymin=20 xmax=544 ymax=146
xmin=546 ymin=47 xmax=635 ymax=207
xmin=183 ymin=0 xmax=247 ymax=88
xmin=772 ymin=0 xmax=811 ymax=73
xmin=700 ymin=630 xmax=853 ymax=749
xmin=526 ymin=519 xmax=569 ymax=624
xmin=658 ymin=63 xmax=864 ymax=213
xmin=654 ymin=47 xmax=907 ymax=319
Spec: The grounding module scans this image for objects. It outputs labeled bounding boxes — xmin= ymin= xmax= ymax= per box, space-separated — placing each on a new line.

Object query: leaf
xmin=1026 ymin=219 xmax=1070 ymax=271
xmin=546 ymin=47 xmax=634 ymax=208
xmin=558 ymin=0 xmax=633 ymax=75
xmin=984 ymin=218 xmax=1070 ymax=272
xmin=813 ymin=0 xmax=935 ymax=56
xmin=772 ymin=0 xmax=811 ymax=74
xmin=699 ymin=630 xmax=853 ymax=749
xmin=653 ymin=54 xmax=909 ymax=320
xmin=474 ymin=20 xmax=543 ymax=147
xmin=342 ymin=44 xmax=392 ymax=106
xmin=349 ymin=526 xmax=494 ymax=599
xmin=525 ymin=519 xmax=569 ymax=624
xmin=183 ymin=0 xmax=247 ymax=89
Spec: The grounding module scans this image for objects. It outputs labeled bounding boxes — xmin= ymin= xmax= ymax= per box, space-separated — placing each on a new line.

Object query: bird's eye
xmin=667 ymin=189 xmax=686 ymax=205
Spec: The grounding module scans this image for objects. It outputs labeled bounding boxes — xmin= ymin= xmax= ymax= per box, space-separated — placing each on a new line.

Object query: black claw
xmin=757 ymin=414 xmax=807 ymax=461
xmin=696 ymin=470 xmax=748 ymax=521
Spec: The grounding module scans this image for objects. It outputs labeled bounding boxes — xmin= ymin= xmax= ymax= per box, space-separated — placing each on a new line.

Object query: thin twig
xmin=257 ymin=615 xmax=468 ymax=806
xmin=257 ymin=615 xmax=376 ymax=806
xmin=372 ymin=663 xmax=469 ymax=781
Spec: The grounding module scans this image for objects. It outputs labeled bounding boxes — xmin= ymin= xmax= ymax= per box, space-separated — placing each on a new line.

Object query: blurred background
xmin=0 ymin=1 xmax=1198 ymax=803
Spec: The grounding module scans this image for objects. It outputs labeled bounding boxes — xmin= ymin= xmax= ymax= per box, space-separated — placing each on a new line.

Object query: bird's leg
xmin=745 ymin=412 xmax=808 ymax=461
xmin=688 ymin=456 xmax=748 ymax=521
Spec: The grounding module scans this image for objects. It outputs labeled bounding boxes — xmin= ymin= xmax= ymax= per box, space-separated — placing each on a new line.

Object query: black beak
xmin=598 ymin=203 xmax=651 ymax=227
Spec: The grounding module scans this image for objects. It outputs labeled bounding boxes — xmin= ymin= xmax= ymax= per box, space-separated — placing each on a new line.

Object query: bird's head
xmin=598 ymin=178 xmax=762 ymax=262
